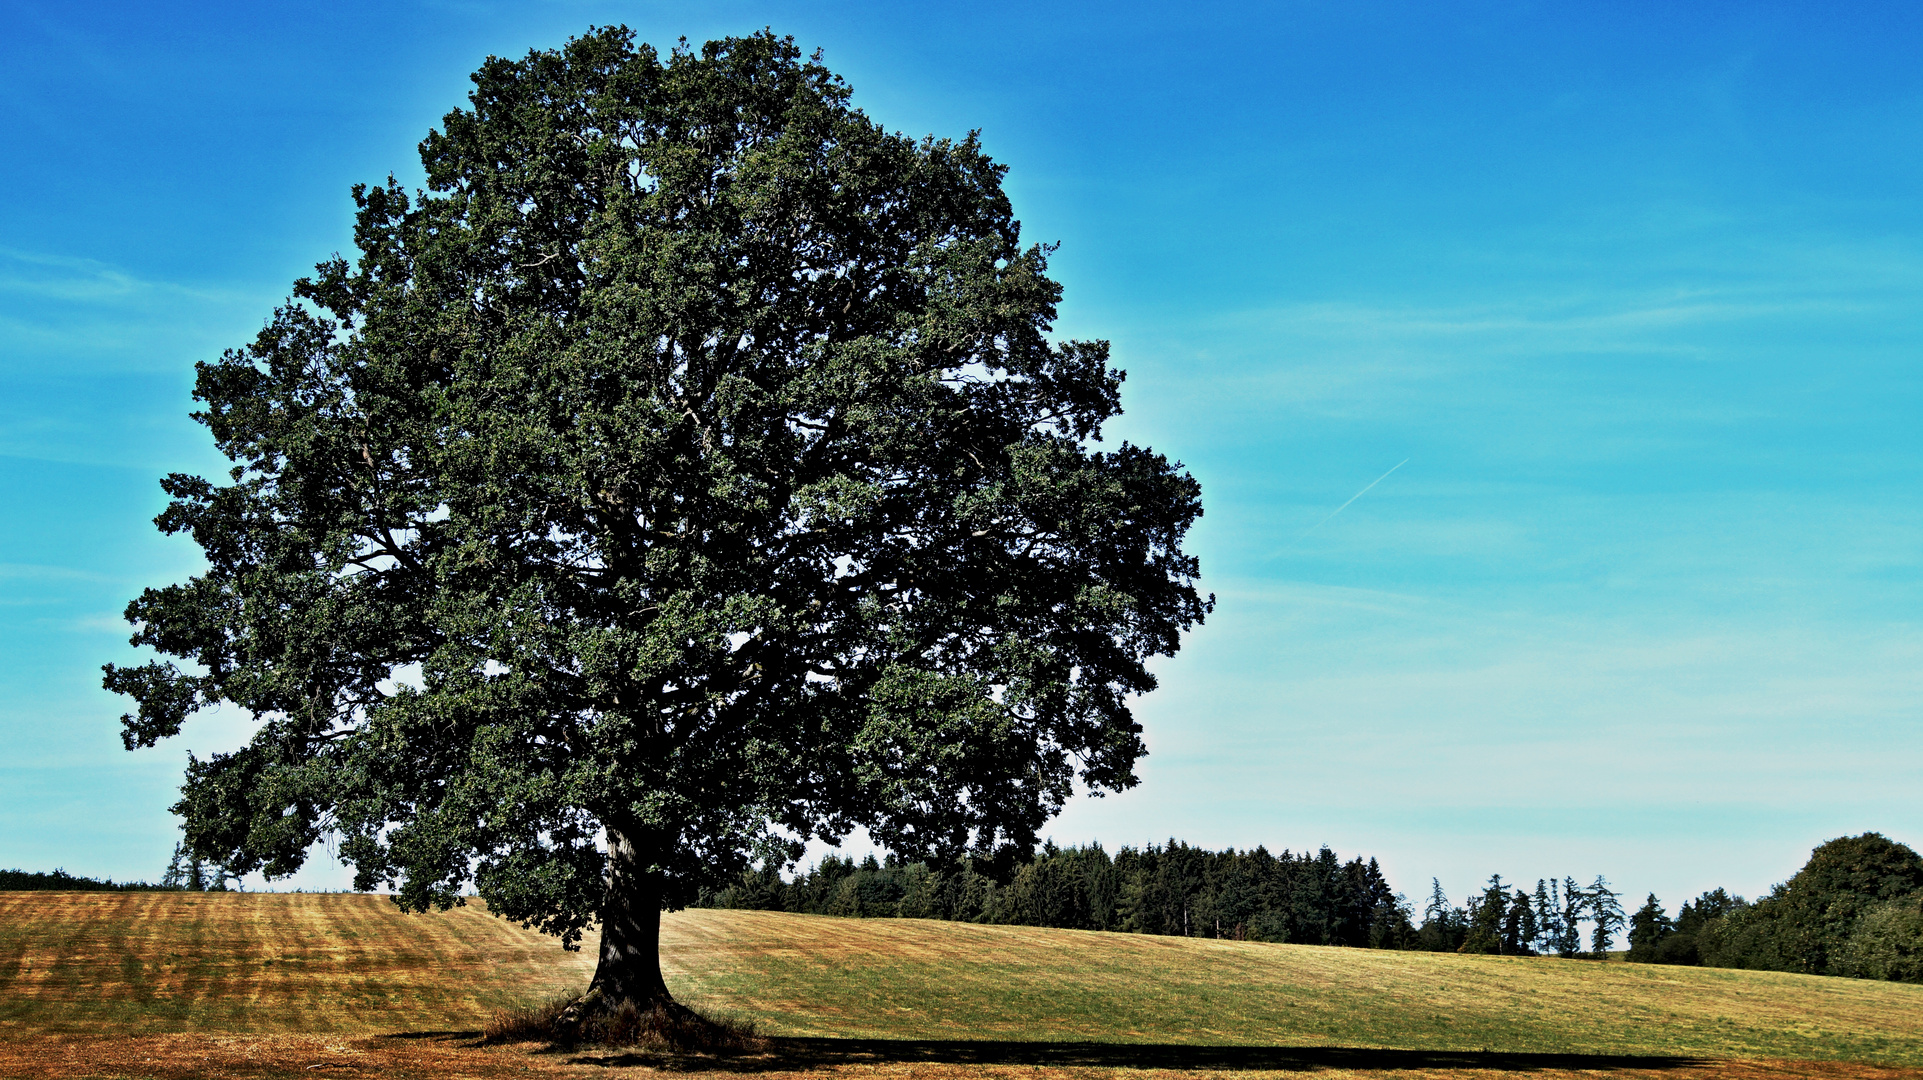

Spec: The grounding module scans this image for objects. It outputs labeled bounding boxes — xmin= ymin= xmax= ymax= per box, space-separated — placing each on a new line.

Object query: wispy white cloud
xmin=1249 ymin=296 xmax=1888 ymax=348
xmin=0 ymin=247 xmax=270 ymax=376
xmin=0 ymin=246 xmax=244 ymax=306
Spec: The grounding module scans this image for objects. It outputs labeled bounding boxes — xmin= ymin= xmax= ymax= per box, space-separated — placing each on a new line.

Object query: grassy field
xmin=0 ymin=890 xmax=592 ymax=1034
xmin=2 ymin=891 xmax=1921 ymax=1079
xmin=661 ymin=909 xmax=1923 ymax=1064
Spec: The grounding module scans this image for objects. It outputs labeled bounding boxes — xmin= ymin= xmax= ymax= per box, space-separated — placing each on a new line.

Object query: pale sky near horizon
xmin=3 ymin=0 xmax=1921 ymax=913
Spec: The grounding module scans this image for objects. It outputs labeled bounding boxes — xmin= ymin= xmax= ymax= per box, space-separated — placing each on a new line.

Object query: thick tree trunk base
xmin=484 ymin=990 xmax=759 ymax=1052
xmin=515 ymin=824 xmax=763 ymax=1053
xmin=561 ymin=984 xmax=691 ymax=1022
xmin=579 ymin=825 xmax=681 ymax=1013
xmin=548 ymin=991 xmax=757 ymax=1052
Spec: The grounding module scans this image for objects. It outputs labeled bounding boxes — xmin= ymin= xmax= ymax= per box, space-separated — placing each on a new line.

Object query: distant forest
xmin=694 ymin=840 xmax=1632 ymax=956
xmin=1 ymin=844 xmax=239 ymax=893
xmin=695 ymin=832 xmax=1923 ymax=983
xmin=0 ymin=868 xmax=162 ymax=891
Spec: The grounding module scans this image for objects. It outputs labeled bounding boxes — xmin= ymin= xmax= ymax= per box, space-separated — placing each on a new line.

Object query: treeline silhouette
xmin=0 ymin=868 xmax=164 ymax=891
xmin=698 ymin=832 xmax=1923 ymax=982
xmin=695 ymin=840 xmax=1632 ymax=955
xmin=0 ymin=843 xmax=239 ymax=893
xmin=1415 ymin=873 xmax=1626 ymax=957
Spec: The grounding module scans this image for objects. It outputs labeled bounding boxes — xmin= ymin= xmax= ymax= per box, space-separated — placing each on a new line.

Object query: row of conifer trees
xmin=1415 ymin=873 xmax=1626 ymax=956
xmin=694 ymin=840 xmax=1630 ymax=954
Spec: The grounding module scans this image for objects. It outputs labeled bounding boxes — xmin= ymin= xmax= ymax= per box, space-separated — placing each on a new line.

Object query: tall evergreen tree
xmin=1460 ymin=874 xmax=1507 ymax=954
xmin=1558 ymin=876 xmax=1587 ymax=957
xmin=1589 ymin=876 xmax=1626 ymax=957
xmin=1502 ymin=888 xmax=1537 ymax=955
xmin=1532 ymin=879 xmax=1557 ymax=954
xmin=1626 ymin=893 xmax=1675 ymax=962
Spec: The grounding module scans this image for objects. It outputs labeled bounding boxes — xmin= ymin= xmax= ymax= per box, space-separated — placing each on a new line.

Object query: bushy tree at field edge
xmin=104 ymin=28 xmax=1210 ymax=1017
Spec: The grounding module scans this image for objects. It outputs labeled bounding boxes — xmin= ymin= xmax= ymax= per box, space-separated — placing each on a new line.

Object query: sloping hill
xmin=0 ymin=890 xmax=591 ymax=1034
xmin=3 ymin=891 xmax=1922 ymax=1078
xmin=661 ymin=909 xmax=1923 ymax=1066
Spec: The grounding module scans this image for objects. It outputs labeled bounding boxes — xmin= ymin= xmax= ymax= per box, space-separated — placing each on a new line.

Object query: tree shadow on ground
xmin=569 ymin=1037 xmax=1713 ymax=1074
xmin=384 ymin=1030 xmax=483 ymax=1039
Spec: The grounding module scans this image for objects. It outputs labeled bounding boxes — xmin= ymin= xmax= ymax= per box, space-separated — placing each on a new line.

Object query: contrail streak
xmin=1276 ymin=458 xmax=1410 ymax=555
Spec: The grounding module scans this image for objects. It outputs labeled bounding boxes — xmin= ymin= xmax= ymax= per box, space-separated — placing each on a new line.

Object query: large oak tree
xmin=106 ymin=28 xmax=1210 ymax=1012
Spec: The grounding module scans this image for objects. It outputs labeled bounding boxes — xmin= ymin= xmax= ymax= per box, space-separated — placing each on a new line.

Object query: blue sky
xmin=4 ymin=0 xmax=1921 ymax=911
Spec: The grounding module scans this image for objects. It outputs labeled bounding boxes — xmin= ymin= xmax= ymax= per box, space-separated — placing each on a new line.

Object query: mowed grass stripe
xmin=6 ymin=893 xmax=1922 ymax=1070
xmin=658 ymin=909 xmax=1923 ymax=1066
xmin=0 ymin=891 xmax=591 ymax=1034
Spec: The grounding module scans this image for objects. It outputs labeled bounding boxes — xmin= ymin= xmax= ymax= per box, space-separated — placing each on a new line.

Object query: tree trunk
xmin=581 ymin=823 xmax=682 ymax=1012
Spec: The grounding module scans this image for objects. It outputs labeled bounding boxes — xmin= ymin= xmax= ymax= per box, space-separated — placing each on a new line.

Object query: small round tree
xmin=106 ymin=27 xmax=1210 ymax=1015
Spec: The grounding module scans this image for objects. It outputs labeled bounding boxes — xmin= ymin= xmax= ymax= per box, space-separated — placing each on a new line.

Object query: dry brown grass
xmin=0 ymin=889 xmax=592 ymax=1034
xmin=482 ymin=991 xmax=766 ymax=1053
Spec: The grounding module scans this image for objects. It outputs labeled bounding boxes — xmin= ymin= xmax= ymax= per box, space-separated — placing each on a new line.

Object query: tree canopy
xmin=1698 ymin=832 xmax=1923 ymax=976
xmin=104 ymin=28 xmax=1210 ymax=1009
xmin=1624 ymin=834 xmax=1923 ymax=982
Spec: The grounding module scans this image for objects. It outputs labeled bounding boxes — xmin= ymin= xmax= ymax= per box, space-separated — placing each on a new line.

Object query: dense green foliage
xmin=1629 ymin=833 xmax=1923 ymax=983
xmin=1627 ymin=887 xmax=1740 ymax=965
xmin=696 ymin=841 xmax=1632 ymax=955
xmin=101 ymin=22 xmax=1209 ymax=987
xmin=1835 ymin=892 xmax=1923 ymax=982
xmin=0 ymin=869 xmax=167 ymax=891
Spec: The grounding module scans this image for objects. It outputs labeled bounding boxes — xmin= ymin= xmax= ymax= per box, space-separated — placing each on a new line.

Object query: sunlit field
xmin=662 ymin=909 xmax=1923 ymax=1063
xmin=2 ymin=893 xmax=1920 ymax=1079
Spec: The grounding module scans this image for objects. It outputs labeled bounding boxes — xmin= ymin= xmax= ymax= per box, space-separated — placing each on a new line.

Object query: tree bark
xmin=581 ymin=822 xmax=682 ymax=1012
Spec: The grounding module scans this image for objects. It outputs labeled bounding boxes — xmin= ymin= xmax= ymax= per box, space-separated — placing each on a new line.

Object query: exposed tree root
xmin=483 ymin=991 xmax=764 ymax=1055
